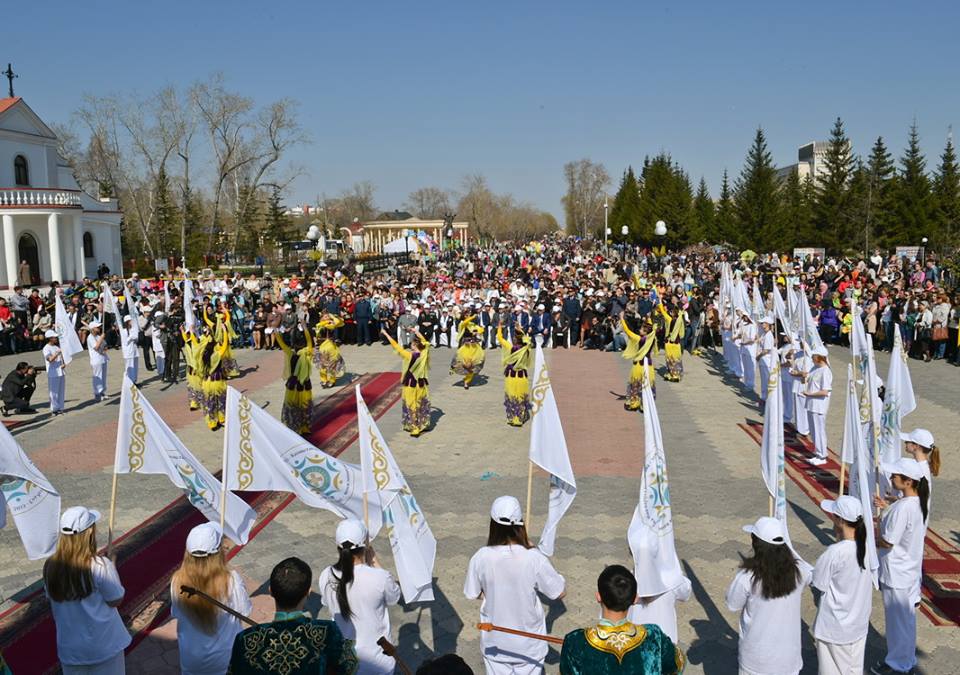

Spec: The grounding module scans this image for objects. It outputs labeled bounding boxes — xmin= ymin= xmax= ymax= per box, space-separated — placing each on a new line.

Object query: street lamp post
xmin=603 ymin=200 xmax=609 ymax=244
xmin=920 ymin=236 xmax=928 ymax=263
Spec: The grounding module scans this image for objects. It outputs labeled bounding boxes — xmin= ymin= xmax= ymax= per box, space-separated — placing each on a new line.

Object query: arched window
xmin=13 ymin=155 xmax=29 ymax=186
xmin=83 ymin=231 xmax=94 ymax=258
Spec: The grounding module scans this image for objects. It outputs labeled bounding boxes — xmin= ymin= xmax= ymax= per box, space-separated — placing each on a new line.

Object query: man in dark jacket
xmin=1 ymin=362 xmax=37 ymax=415
xmin=562 ymin=291 xmax=582 ymax=345
xmin=354 ymin=294 xmax=373 ymax=346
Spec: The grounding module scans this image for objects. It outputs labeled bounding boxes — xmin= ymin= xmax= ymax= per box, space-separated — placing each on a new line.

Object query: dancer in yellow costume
xmin=382 ymin=328 xmax=431 ymax=436
xmin=314 ymin=313 xmax=345 ymax=388
xmin=659 ymin=303 xmax=685 ymax=382
xmin=198 ymin=327 xmax=230 ymax=430
xmin=450 ymin=314 xmax=485 ymax=389
xmin=276 ymin=327 xmax=314 ymax=435
xmin=180 ymin=329 xmax=207 ymax=411
xmin=204 ymin=306 xmax=240 ymax=378
xmin=497 ymin=323 xmax=533 ymax=427
xmin=621 ymin=315 xmax=656 ymax=411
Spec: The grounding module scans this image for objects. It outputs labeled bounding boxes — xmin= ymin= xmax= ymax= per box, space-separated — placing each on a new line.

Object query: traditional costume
xmin=559 ymin=621 xmax=684 ymax=674
xmin=228 ymin=612 xmax=359 ymax=675
xmin=497 ymin=325 xmax=533 ymax=427
xmin=385 ymin=334 xmax=431 ymax=436
xmin=181 ymin=330 xmax=205 ymax=411
xmin=204 ymin=307 xmax=240 ymax=378
xmin=659 ymin=305 xmax=685 ymax=382
xmin=314 ymin=315 xmax=346 ymax=388
xmin=199 ymin=329 xmax=229 ymax=431
xmin=276 ymin=330 xmax=314 ymax=435
xmin=621 ymin=319 xmax=656 ymax=412
xmin=449 ymin=315 xmax=485 ymax=389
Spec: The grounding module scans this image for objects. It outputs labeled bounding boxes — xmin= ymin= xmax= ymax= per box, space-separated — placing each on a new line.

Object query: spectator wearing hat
xmin=463 ymin=496 xmax=566 ymax=675
xmin=725 ymin=516 xmax=812 ymax=675
xmin=171 ymin=523 xmax=251 ymax=675
xmin=86 ymin=320 xmax=109 ymax=401
xmin=800 ymin=347 xmax=832 ymax=465
xmin=318 ymin=520 xmax=401 ymax=675
xmin=812 ymin=496 xmax=874 ymax=675
xmin=43 ymin=506 xmax=130 ymax=674
xmin=42 ymin=329 xmax=66 ymax=415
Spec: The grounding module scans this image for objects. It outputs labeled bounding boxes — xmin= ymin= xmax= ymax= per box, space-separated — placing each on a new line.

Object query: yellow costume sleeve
xmin=275 ymin=331 xmax=291 ymax=354
xmin=385 ymin=334 xmax=411 ymax=361
xmin=496 ymin=326 xmax=511 ymax=350
xmin=621 ymin=317 xmax=640 ymax=341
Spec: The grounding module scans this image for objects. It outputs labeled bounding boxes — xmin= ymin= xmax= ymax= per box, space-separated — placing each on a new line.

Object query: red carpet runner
xmin=0 ymin=371 xmax=401 ymax=674
xmin=739 ymin=419 xmax=960 ymax=627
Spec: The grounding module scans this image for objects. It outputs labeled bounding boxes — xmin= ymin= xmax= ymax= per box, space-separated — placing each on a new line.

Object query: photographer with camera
xmin=1 ymin=361 xmax=38 ymax=416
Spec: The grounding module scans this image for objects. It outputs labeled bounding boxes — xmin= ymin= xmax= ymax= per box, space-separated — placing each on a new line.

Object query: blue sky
xmin=10 ymin=1 xmax=960 ymax=219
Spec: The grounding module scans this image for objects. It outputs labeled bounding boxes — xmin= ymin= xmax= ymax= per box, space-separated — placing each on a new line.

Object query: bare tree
xmin=339 ymin=181 xmax=378 ymax=223
xmin=456 ymin=174 xmax=496 ymax=242
xmin=404 ymin=186 xmax=452 ymax=219
xmin=562 ymin=158 xmax=610 ymax=239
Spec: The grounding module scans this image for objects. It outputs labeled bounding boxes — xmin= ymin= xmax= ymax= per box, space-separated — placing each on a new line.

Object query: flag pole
xmin=219 ymin=417 xmax=229 ymax=533
xmin=768 ymin=494 xmax=773 ymax=518
xmin=838 ymin=462 xmax=846 ymax=497
xmin=107 ymin=465 xmax=119 ymax=557
xmin=525 ymin=460 xmax=534 ymax=529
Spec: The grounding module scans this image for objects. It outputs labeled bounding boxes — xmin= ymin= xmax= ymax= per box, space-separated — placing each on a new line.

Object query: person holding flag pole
xmin=42 ymin=329 xmax=67 ymax=415
xmin=800 ymin=346 xmax=832 ymax=466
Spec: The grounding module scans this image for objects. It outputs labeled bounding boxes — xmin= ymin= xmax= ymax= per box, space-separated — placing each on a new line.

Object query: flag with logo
xmin=760 ymin=359 xmax=789 ymax=539
xmin=880 ymin=327 xmax=916 ymax=466
xmin=848 ymin=299 xmax=881 ymax=464
xmin=54 ymin=295 xmax=84 ymax=365
xmin=222 ymin=387 xmax=379 ymax=532
xmin=357 ymin=386 xmax=435 ymax=602
xmin=843 ymin=365 xmax=880 ymax=587
xmin=115 ymin=377 xmax=256 ymax=544
xmin=0 ymin=424 xmax=60 ymax=559
xmin=528 ymin=345 xmax=576 ymax=557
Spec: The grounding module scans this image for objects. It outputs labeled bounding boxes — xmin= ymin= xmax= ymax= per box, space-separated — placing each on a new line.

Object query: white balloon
xmin=654 ymin=220 xmax=667 ymax=236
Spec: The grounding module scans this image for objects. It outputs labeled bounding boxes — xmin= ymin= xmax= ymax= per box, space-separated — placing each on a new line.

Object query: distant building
xmin=776 ymin=141 xmax=832 ymax=186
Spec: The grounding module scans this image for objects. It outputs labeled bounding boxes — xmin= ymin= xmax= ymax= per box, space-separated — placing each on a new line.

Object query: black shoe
xmin=21 ymin=408 xmax=37 ymax=414
xmin=1 ymin=406 xmax=8 ymax=417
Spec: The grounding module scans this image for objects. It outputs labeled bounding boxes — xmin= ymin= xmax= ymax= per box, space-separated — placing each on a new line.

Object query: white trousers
xmin=740 ymin=348 xmax=755 ymax=391
xmin=794 ymin=392 xmax=810 ymax=434
xmin=881 ymin=584 xmax=917 ymax=672
xmin=47 ymin=373 xmax=65 ymax=412
xmin=483 ymin=657 xmax=543 ymax=675
xmin=91 ymin=362 xmax=107 ymax=398
xmin=124 ymin=357 xmax=139 ymax=384
xmin=758 ymin=361 xmax=771 ymax=400
xmin=809 ymin=411 xmax=827 ymax=459
xmin=816 ymin=636 xmax=866 ymax=674
xmin=782 ymin=376 xmax=795 ymax=422
xmin=62 ymin=651 xmax=125 ymax=674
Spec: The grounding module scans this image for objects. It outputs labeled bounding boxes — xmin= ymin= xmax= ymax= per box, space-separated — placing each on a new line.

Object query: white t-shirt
xmin=170 ymin=570 xmax=251 ymax=675
xmin=725 ymin=563 xmax=813 ymax=675
xmin=120 ymin=325 xmax=139 ymax=359
xmin=43 ymin=344 xmax=64 ymax=377
xmin=878 ymin=496 xmax=925 ymax=590
xmin=812 ymin=540 xmax=873 ymax=644
xmin=627 ymin=577 xmax=692 ymax=644
xmin=87 ymin=333 xmax=109 ymax=366
xmin=463 ymin=545 xmax=565 ymax=666
xmin=758 ymin=331 xmax=776 ymax=368
xmin=803 ymin=364 xmax=832 ymax=414
xmin=318 ymin=563 xmax=401 ymax=675
xmin=47 ymin=556 xmax=131 ymax=665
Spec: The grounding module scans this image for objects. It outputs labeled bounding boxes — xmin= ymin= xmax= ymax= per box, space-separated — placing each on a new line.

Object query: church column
xmin=64 ymin=219 xmax=76 ymax=282
xmin=2 ymin=215 xmax=17 ymax=289
xmin=73 ymin=213 xmax=85 ymax=280
xmin=48 ymin=213 xmax=63 ymax=283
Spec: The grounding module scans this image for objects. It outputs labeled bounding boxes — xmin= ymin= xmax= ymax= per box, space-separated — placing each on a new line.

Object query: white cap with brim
xmin=44 ymin=330 xmax=58 ymax=338
xmin=900 ymin=428 xmax=934 ymax=449
xmin=820 ymin=495 xmax=863 ymax=522
xmin=123 ymin=315 xmax=133 ymax=323
xmin=335 ymin=519 xmax=367 ymax=550
xmin=490 ymin=495 xmax=524 ymax=526
xmin=60 ymin=506 xmax=101 ymax=535
xmin=88 ymin=320 xmax=102 ymax=329
xmin=186 ymin=522 xmax=223 ymax=557
xmin=742 ymin=516 xmax=787 ymax=545
xmin=811 ymin=346 xmax=829 ymax=358
xmin=760 ymin=316 xmax=775 ymax=325
xmin=881 ymin=458 xmax=925 ymax=481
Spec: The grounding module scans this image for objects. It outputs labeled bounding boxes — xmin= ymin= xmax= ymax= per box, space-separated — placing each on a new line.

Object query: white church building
xmin=0 ymin=96 xmax=122 ymax=289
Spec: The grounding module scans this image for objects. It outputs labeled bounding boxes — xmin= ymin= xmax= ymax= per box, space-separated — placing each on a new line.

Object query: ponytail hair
xmin=917 ymin=477 xmax=930 ymax=523
xmin=928 ymin=445 xmax=941 ymax=477
xmin=333 ymin=544 xmax=362 ymax=620
xmin=849 ymin=517 xmax=867 ymax=570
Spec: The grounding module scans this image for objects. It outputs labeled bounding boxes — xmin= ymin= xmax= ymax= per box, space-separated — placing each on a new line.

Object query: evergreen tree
xmin=893 ymin=121 xmax=933 ymax=246
xmin=864 ymin=136 xmax=897 ymax=250
xmin=153 ymin=164 xmax=179 ymax=259
xmin=733 ymin=128 xmax=781 ymax=251
xmin=636 ymin=153 xmax=693 ymax=246
xmin=181 ymin=185 xmax=207 ymax=268
xmin=264 ymin=186 xmax=294 ymax=248
xmin=778 ymin=168 xmax=813 ymax=251
xmin=714 ymin=169 xmax=736 ymax=244
xmin=933 ymin=133 xmax=960 ymax=247
xmin=609 ymin=167 xmax=642 ymax=242
xmin=844 ymin=159 xmax=871 ymax=255
xmin=813 ymin=117 xmax=855 ymax=251
xmin=691 ymin=177 xmax=715 ymax=244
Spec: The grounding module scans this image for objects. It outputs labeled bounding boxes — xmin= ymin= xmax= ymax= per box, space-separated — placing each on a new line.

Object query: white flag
xmin=183 ymin=275 xmax=197 ymax=334
xmin=798 ymin=290 xmax=825 ymax=352
xmin=223 ymin=387 xmax=380 ymax=532
xmin=627 ymin=380 xmax=684 ymax=595
xmin=759 ymin=359 xmax=789 ymax=536
xmin=115 ymin=377 xmax=256 ymax=544
xmin=164 ymin=280 xmax=172 ymax=314
xmin=848 ymin=299 xmax=881 ymax=464
xmin=751 ymin=279 xmax=765 ymax=320
xmin=880 ymin=327 xmax=916 ymax=466
xmin=102 ymin=281 xmax=122 ymax=329
xmin=54 ymin=295 xmax=84 ymax=365
xmin=0 ymin=424 xmax=60 ymax=559
xmin=771 ymin=285 xmax=794 ymax=342
xmin=843 ymin=365 xmax=880 ymax=587
xmin=528 ymin=346 xmax=576 ymax=557
xmin=357 ymin=386 xmax=435 ymax=602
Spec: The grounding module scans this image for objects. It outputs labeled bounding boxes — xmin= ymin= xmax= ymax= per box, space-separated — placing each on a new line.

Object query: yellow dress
xmin=659 ymin=304 xmax=685 ymax=382
xmin=386 ymin=335 xmax=431 ymax=436
xmin=449 ymin=315 xmax=485 ymax=388
xmin=498 ymin=326 xmax=533 ymax=427
xmin=314 ymin=316 xmax=345 ymax=388
xmin=204 ymin=308 xmax=240 ymax=378
xmin=277 ymin=330 xmax=314 ymax=435
xmin=181 ymin=330 xmax=205 ymax=411
xmin=199 ymin=331 xmax=229 ymax=430
xmin=622 ymin=318 xmax=656 ymax=411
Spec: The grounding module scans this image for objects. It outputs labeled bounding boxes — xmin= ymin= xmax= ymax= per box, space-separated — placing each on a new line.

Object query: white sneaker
xmin=808 ymin=457 xmax=827 ymax=466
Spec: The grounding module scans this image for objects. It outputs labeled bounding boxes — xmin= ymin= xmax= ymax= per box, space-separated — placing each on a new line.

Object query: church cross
xmin=3 ymin=64 xmax=17 ymax=98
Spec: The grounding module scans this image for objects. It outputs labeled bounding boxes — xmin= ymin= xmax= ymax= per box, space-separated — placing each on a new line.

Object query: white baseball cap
xmin=760 ymin=316 xmax=775 ymax=325
xmin=88 ymin=320 xmax=102 ymax=329
xmin=335 ymin=519 xmax=367 ymax=550
xmin=490 ymin=495 xmax=524 ymax=526
xmin=811 ymin=346 xmax=829 ymax=358
xmin=900 ymin=428 xmax=934 ymax=449
xmin=881 ymin=457 xmax=925 ymax=481
xmin=820 ymin=495 xmax=863 ymax=522
xmin=742 ymin=516 xmax=787 ymax=545
xmin=60 ymin=506 xmax=101 ymax=535
xmin=44 ymin=329 xmax=58 ymax=338
xmin=186 ymin=522 xmax=223 ymax=557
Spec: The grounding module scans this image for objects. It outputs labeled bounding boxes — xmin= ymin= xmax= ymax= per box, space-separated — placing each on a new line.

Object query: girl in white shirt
xmin=901 ymin=428 xmax=939 ymax=521
xmin=170 ymin=523 xmax=251 ymax=675
xmin=464 ymin=496 xmax=566 ymax=675
xmin=725 ymin=516 xmax=812 ymax=675
xmin=44 ymin=506 xmax=130 ymax=675
xmin=812 ymin=496 xmax=874 ymax=675
xmin=318 ymin=519 xmax=401 ymax=675
xmin=801 ymin=348 xmax=833 ymax=465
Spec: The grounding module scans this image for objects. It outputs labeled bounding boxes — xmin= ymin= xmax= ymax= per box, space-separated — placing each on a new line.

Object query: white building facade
xmin=0 ymin=96 xmax=122 ymax=289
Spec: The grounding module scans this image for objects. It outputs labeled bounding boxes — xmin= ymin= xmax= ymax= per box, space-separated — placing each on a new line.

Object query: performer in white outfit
xmin=318 ymin=520 xmax=402 ymax=675
xmin=87 ymin=321 xmax=109 ymax=401
xmin=812 ymin=496 xmax=873 ymax=675
xmin=801 ymin=346 xmax=832 ymax=465
xmin=871 ymin=458 xmax=928 ymax=675
xmin=119 ymin=315 xmax=140 ymax=384
xmin=756 ymin=317 xmax=776 ymax=406
xmin=151 ymin=313 xmax=166 ymax=380
xmin=789 ymin=340 xmax=812 ymax=436
xmin=464 ymin=496 xmax=566 ymax=675
xmin=42 ymin=330 xmax=66 ymax=415
xmin=778 ymin=335 xmax=796 ymax=426
xmin=738 ymin=314 xmax=758 ymax=393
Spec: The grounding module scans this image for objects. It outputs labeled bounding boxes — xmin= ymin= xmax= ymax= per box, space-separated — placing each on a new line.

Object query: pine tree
xmin=264 ymin=186 xmax=293 ymax=248
xmin=844 ymin=159 xmax=871 ymax=255
xmin=893 ymin=121 xmax=933 ymax=246
xmin=609 ymin=167 xmax=642 ymax=242
xmin=864 ymin=136 xmax=897 ymax=250
xmin=153 ymin=164 xmax=179 ymax=259
xmin=778 ymin=168 xmax=813 ymax=250
xmin=691 ymin=177 xmax=715 ymax=244
xmin=636 ymin=153 xmax=693 ymax=246
xmin=733 ymin=128 xmax=781 ymax=251
xmin=813 ymin=117 xmax=855 ymax=251
xmin=715 ymin=169 xmax=736 ymax=245
xmin=933 ymin=132 xmax=960 ymax=247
